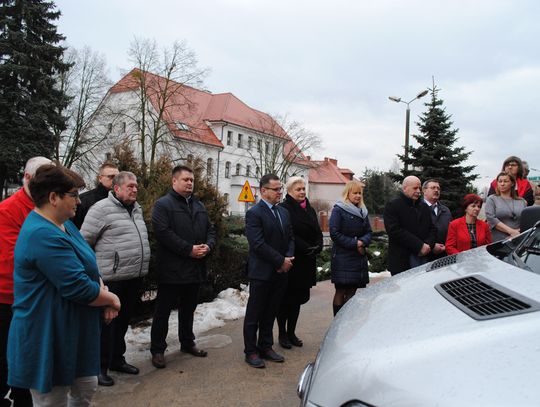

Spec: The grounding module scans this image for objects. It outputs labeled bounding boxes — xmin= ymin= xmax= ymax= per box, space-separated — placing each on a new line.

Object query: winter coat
xmin=384 ymin=192 xmax=437 ymax=275
xmin=0 ymin=188 xmax=34 ymax=304
xmin=329 ymin=204 xmax=372 ymax=286
xmin=152 ymin=190 xmax=216 ymax=285
xmin=81 ymin=191 xmax=150 ymax=282
xmin=279 ymin=194 xmax=323 ymax=297
xmin=424 ymin=200 xmax=452 ymax=260
xmin=72 ymin=183 xmax=110 ymax=229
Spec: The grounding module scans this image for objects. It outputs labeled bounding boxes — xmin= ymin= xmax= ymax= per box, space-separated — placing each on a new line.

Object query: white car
xmin=298 ymin=215 xmax=540 ymax=407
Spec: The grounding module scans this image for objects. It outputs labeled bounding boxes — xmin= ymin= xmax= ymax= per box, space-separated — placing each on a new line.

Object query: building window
xmin=238 ymin=133 xmax=243 ymax=148
xmin=246 ymin=165 xmax=251 ymax=177
xmin=224 ymin=193 xmax=229 ymax=203
xmin=265 ymin=141 xmax=270 ymax=154
xmin=235 ymin=163 xmax=241 ymax=176
xmin=136 ymin=120 xmax=141 ymax=130
xmin=256 ymin=166 xmax=260 ymax=176
xmin=247 ymin=136 xmax=253 ymax=150
xmin=107 ymin=123 xmax=112 ymax=133
xmin=257 ymin=139 xmax=262 ymax=152
xmin=207 ymin=158 xmax=213 ymax=178
xmin=227 ymin=131 xmax=232 ymax=146
xmin=175 ymin=121 xmax=189 ymax=131
xmin=186 ymin=154 xmax=193 ymax=165
xmin=105 ymin=152 xmax=112 ymax=161
xmin=121 ymin=122 xmax=126 ymax=133
xmin=225 ymin=161 xmax=231 ymax=178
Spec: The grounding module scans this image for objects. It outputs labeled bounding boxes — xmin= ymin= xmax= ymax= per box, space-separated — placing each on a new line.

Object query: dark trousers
xmin=0 ymin=304 xmax=32 ymax=407
xmin=150 ymin=283 xmax=199 ymax=354
xmin=101 ymin=278 xmax=142 ymax=370
xmin=243 ymin=276 xmax=287 ymax=355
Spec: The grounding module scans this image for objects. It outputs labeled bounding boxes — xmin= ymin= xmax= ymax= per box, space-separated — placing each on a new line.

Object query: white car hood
xmin=308 ymin=248 xmax=540 ymax=407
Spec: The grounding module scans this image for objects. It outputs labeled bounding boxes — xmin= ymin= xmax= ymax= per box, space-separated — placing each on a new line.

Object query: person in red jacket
xmin=446 ymin=194 xmax=492 ymax=255
xmin=0 ymin=156 xmax=51 ymax=407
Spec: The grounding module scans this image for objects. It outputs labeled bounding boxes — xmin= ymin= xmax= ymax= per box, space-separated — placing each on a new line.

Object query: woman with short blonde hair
xmin=329 ymin=180 xmax=372 ymax=316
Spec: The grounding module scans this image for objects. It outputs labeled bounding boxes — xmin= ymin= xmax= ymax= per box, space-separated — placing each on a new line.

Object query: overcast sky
xmin=54 ymin=0 xmax=540 ymax=189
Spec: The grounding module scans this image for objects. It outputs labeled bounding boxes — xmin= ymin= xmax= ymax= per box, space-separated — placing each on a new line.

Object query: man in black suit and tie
xmin=422 ymin=179 xmax=452 ymax=260
xmin=243 ymin=174 xmax=295 ymax=368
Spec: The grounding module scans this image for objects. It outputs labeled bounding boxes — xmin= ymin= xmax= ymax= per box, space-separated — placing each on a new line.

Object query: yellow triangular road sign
xmin=238 ymin=180 xmax=256 ymax=202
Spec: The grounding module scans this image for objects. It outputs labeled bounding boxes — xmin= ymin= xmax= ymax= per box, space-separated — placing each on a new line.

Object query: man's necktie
xmin=271 ymin=205 xmax=284 ymax=233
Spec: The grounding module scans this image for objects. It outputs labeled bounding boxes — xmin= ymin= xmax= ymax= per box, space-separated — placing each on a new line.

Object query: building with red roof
xmin=78 ymin=69 xmax=310 ymax=214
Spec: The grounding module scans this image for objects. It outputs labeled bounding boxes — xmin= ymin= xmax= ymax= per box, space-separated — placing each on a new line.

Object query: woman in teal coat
xmin=7 ymin=165 xmax=120 ymax=406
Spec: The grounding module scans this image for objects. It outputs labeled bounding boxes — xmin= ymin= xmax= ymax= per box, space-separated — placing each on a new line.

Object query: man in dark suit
xmin=384 ymin=176 xmax=437 ymax=275
xmin=422 ymin=179 xmax=452 ymax=260
xmin=243 ymin=174 xmax=295 ymax=368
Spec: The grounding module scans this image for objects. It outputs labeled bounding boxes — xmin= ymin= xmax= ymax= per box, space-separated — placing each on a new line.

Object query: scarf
xmin=335 ymin=200 xmax=368 ymax=218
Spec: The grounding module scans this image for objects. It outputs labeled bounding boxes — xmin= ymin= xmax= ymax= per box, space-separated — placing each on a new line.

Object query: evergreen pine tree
xmin=0 ymin=0 xmax=71 ymax=195
xmin=399 ymin=83 xmax=478 ymax=215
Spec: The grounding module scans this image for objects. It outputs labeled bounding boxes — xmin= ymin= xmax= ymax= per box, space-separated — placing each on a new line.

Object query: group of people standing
xmin=384 ymin=155 xmax=535 ymax=277
xmin=0 ymin=161 xmax=214 ymax=406
xmin=0 ymin=153 xmax=536 ymax=404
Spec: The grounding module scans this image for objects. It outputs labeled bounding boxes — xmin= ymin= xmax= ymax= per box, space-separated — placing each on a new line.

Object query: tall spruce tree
xmin=0 ymin=0 xmax=71 ymax=195
xmin=400 ymin=83 xmax=478 ymax=215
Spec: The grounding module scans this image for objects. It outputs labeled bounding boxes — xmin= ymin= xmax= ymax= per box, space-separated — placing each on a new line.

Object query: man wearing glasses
xmin=243 ymin=174 xmax=295 ymax=368
xmin=72 ymin=163 xmax=119 ymax=228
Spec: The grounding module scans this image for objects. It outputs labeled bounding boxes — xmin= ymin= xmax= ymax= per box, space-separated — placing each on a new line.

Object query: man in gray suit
xmin=243 ymin=174 xmax=295 ymax=368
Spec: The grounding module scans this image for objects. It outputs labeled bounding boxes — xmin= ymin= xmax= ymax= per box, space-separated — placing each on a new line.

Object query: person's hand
xmin=190 ymin=244 xmax=207 ymax=259
xmin=110 ymin=292 xmax=121 ymax=311
xmin=279 ymin=257 xmax=294 ymax=273
xmin=357 ymin=240 xmax=366 ymax=255
xmin=433 ymin=243 xmax=445 ymax=254
xmin=509 ymin=228 xmax=521 ymax=237
xmin=103 ymin=306 xmax=118 ymax=324
xmin=418 ymin=243 xmax=431 ymax=257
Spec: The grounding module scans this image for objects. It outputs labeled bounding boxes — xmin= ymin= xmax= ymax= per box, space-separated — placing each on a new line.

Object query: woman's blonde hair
xmin=341 ymin=180 xmax=366 ymax=207
xmin=285 ymin=176 xmax=305 ymax=193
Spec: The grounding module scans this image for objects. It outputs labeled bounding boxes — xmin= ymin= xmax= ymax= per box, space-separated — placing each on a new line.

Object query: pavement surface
xmin=92 ymin=276 xmax=387 ymax=407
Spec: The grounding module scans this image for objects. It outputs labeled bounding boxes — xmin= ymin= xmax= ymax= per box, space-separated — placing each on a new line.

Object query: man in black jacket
xmin=150 ymin=165 xmax=216 ymax=369
xmin=384 ymin=176 xmax=437 ymax=275
xmin=72 ymin=163 xmax=119 ymax=228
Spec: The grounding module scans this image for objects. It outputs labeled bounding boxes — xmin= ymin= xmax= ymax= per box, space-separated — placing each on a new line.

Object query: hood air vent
xmin=428 ymin=255 xmax=457 ymax=271
xmin=435 ymin=275 xmax=540 ymax=320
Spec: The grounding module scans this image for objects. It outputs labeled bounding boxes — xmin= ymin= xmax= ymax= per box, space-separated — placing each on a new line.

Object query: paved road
xmin=92 ymin=276 xmax=387 ymax=407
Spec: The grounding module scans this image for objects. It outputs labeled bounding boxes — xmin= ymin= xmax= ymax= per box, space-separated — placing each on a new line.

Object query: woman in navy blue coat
xmin=329 ymin=180 xmax=372 ymax=316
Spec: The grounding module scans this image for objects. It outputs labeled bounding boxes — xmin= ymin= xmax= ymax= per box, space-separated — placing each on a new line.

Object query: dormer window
xmin=176 ymin=121 xmax=190 ymax=131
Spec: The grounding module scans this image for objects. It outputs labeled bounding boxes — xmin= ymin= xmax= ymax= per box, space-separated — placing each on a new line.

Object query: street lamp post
xmin=389 ymin=90 xmax=429 ymax=172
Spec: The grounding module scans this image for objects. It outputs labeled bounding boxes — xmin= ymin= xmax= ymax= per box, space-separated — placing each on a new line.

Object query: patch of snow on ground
xmin=124 ymin=284 xmax=248 ymax=364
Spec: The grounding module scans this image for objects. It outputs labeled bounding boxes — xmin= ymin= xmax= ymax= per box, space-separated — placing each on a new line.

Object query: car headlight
xmin=297 ymin=362 xmax=314 ymax=404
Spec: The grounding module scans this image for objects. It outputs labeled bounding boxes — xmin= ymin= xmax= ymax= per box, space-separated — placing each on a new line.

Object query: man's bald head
xmin=402 ymin=176 xmax=422 ymax=201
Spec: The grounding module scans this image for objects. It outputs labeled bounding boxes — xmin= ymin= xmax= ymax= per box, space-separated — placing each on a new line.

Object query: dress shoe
xmin=98 ymin=372 xmax=114 ymax=386
xmin=279 ymin=335 xmax=292 ymax=349
xmin=151 ymin=353 xmax=166 ymax=369
xmin=110 ymin=362 xmax=139 ymax=375
xmin=181 ymin=346 xmax=208 ymax=357
xmin=260 ymin=348 xmax=285 ymax=363
xmin=245 ymin=353 xmax=265 ymax=368
xmin=289 ymin=334 xmax=303 ymax=347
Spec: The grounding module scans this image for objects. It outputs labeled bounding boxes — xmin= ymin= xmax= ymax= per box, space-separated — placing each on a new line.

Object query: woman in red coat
xmin=446 ymin=194 xmax=492 ymax=255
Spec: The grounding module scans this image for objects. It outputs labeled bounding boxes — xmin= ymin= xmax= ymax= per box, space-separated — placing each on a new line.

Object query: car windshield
xmin=514 ymin=227 xmax=540 ymax=274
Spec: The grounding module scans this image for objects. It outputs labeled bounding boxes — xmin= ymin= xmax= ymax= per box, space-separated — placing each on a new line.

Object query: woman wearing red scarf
xmin=488 ymin=156 xmax=534 ymax=206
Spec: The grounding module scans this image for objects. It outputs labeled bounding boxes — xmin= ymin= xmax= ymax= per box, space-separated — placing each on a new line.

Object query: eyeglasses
xmin=264 ymin=187 xmax=283 ymax=192
xmin=64 ymin=191 xmax=80 ymax=199
xmin=100 ymin=174 xmax=116 ymax=180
